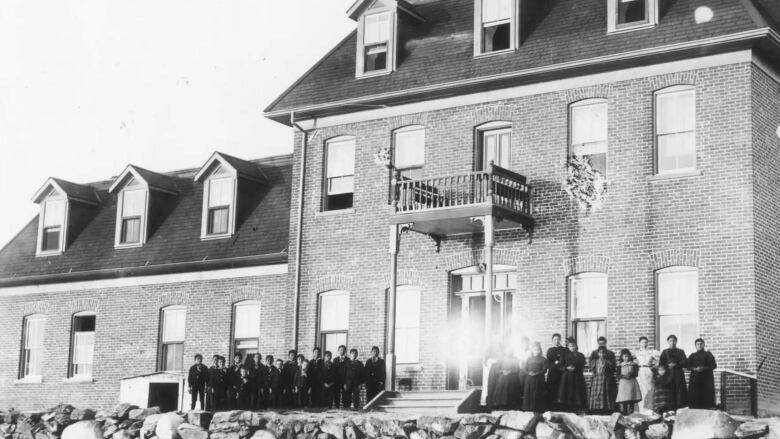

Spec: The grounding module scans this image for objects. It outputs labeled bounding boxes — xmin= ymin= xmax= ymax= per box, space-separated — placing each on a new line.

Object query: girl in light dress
xmin=633 ymin=336 xmax=659 ymax=412
xmin=616 ymin=349 xmax=643 ymax=415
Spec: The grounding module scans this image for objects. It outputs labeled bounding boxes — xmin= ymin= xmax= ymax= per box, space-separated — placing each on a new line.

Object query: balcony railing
xmin=391 ymin=163 xmax=532 ymax=216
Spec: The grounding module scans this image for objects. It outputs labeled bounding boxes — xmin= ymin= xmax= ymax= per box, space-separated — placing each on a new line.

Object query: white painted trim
xmin=293 ymin=50 xmax=752 ymax=130
xmin=607 ymin=0 xmax=658 ymax=34
xmin=194 ymin=152 xmax=238 ymax=182
xmin=200 ymin=176 xmax=237 ymax=239
xmin=114 ymin=188 xmax=149 ymax=248
xmin=752 ymin=53 xmax=780 ymax=86
xmin=0 ymin=264 xmax=288 ymax=297
xmin=35 ymin=196 xmax=68 ymax=257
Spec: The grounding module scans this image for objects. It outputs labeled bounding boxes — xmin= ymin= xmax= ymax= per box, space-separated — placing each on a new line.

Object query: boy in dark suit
xmin=321 ymin=351 xmax=336 ymax=408
xmin=364 ymin=346 xmax=386 ymax=403
xmin=250 ymin=353 xmax=266 ymax=410
xmin=333 ymin=345 xmax=348 ymax=408
xmin=295 ymin=359 xmax=311 ymax=408
xmin=269 ymin=358 xmax=283 ymax=408
xmin=187 ymin=354 xmax=209 ymax=410
xmin=205 ymin=354 xmax=219 ymax=411
xmin=281 ymin=350 xmax=298 ymax=408
xmin=210 ymin=356 xmax=228 ymax=411
xmin=344 ymin=348 xmax=365 ymax=409
xmin=227 ymin=353 xmax=243 ymax=409
xmin=309 ymin=347 xmax=324 ymax=407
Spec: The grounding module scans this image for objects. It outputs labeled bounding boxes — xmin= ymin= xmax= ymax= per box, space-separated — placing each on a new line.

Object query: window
xmin=118 ymin=188 xmax=146 ymax=245
xmin=40 ymin=195 xmax=66 ymax=253
xmin=233 ymin=301 xmax=261 ymax=361
xmin=70 ymin=313 xmax=95 ymax=378
xmin=20 ymin=314 xmax=46 ymax=379
xmin=570 ymin=100 xmax=608 ymax=176
xmin=160 ymin=306 xmax=186 ymax=372
xmin=319 ymin=291 xmax=349 ymax=355
xmin=206 ymin=175 xmax=235 ymax=236
xmin=608 ymin=0 xmax=657 ymax=32
xmin=363 ymin=12 xmax=391 ymax=73
xmin=657 ymin=267 xmax=699 ymax=354
xmin=476 ymin=0 xmax=515 ymax=54
xmin=570 ymin=273 xmax=607 ymax=356
xmin=393 ymin=127 xmax=425 ymax=180
xmin=479 ymin=124 xmax=511 ymax=170
xmin=395 ymin=287 xmax=421 ymax=364
xmin=655 ymin=86 xmax=696 ymax=174
xmin=324 ymin=137 xmax=355 ymax=211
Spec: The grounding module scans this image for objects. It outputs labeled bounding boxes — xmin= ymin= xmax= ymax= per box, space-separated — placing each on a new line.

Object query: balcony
xmin=390 ymin=163 xmax=533 ymax=236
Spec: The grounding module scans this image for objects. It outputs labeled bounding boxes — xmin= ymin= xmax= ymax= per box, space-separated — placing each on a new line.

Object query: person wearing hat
xmin=658 ymin=334 xmax=688 ymax=410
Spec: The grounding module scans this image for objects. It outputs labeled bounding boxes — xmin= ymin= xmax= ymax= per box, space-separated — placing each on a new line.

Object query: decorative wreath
xmin=564 ymin=155 xmax=608 ymax=210
xmin=373 ymin=146 xmax=392 ymax=168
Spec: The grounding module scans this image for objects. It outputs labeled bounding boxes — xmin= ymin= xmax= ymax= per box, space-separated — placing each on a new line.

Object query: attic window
xmin=474 ymin=0 xmax=517 ymax=56
xmin=118 ymin=187 xmax=147 ymax=245
xmin=364 ymin=12 xmax=391 ymax=73
xmin=206 ymin=176 xmax=234 ymax=236
xmin=608 ymin=0 xmax=657 ymax=33
xmin=41 ymin=194 xmax=66 ymax=253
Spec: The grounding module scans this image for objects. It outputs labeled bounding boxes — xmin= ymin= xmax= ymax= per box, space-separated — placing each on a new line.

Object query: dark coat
xmin=281 ymin=361 xmax=297 ymax=388
xmin=659 ymin=348 xmax=688 ymax=409
xmin=546 ymin=346 xmax=568 ymax=398
xmin=251 ymin=364 xmax=267 ymax=390
xmin=365 ymin=357 xmax=386 ymax=385
xmin=345 ymin=359 xmax=365 ymax=387
xmin=188 ymin=363 xmax=209 ymax=390
xmin=321 ymin=360 xmax=336 ymax=385
xmin=653 ymin=372 xmax=675 ymax=412
xmin=333 ymin=355 xmax=348 ymax=385
xmin=227 ymin=364 xmax=243 ymax=388
xmin=522 ymin=355 xmax=549 ymax=412
xmin=268 ymin=367 xmax=282 ymax=391
xmin=687 ymin=350 xmax=717 ymax=409
xmin=210 ymin=367 xmax=228 ymax=393
xmin=556 ymin=350 xmax=587 ymax=410
xmin=491 ymin=355 xmax=521 ymax=409
xmin=309 ymin=358 xmax=324 ymax=385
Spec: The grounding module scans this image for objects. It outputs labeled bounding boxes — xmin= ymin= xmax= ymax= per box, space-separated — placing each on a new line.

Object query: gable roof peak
xmin=194 ymin=151 xmax=269 ymax=184
xmin=108 ymin=164 xmax=179 ymax=195
xmin=347 ymin=0 xmax=425 ymax=21
xmin=32 ymin=177 xmax=100 ymax=206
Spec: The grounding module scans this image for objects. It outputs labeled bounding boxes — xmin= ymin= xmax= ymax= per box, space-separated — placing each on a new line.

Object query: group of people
xmin=487 ymin=333 xmax=718 ymax=415
xmin=186 ymin=345 xmax=387 ymax=411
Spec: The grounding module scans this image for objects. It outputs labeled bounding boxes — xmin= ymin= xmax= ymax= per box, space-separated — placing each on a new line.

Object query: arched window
xmin=569 ymin=272 xmax=607 ymax=356
xmin=318 ymin=290 xmax=350 ymax=355
xmin=476 ymin=121 xmax=512 ymax=171
xmin=393 ymin=126 xmax=425 ymax=180
xmin=233 ymin=300 xmax=261 ymax=362
xmin=394 ymin=286 xmax=421 ymax=364
xmin=655 ymin=85 xmax=696 ymax=175
xmin=159 ymin=305 xmax=186 ymax=372
xmin=656 ymin=266 xmax=699 ymax=354
xmin=69 ymin=311 xmax=96 ymax=378
xmin=570 ymin=99 xmax=608 ymax=177
xmin=20 ymin=314 xmax=46 ymax=380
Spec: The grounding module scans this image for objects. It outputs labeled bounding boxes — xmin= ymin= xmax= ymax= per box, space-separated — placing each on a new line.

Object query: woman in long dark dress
xmin=556 ymin=337 xmax=587 ymax=413
xmin=687 ymin=338 xmax=717 ymax=409
xmin=522 ymin=342 xmax=549 ymax=412
xmin=658 ymin=334 xmax=688 ymax=410
xmin=588 ymin=346 xmax=617 ymax=413
xmin=491 ymin=352 xmax=521 ymax=410
xmin=546 ymin=333 xmax=568 ymax=410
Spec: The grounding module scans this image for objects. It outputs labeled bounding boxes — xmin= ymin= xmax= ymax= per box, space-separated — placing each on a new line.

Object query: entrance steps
xmin=364 ymin=389 xmax=482 ymax=414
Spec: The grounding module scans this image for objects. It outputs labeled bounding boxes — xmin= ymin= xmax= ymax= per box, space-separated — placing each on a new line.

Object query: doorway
xmin=148 ymin=382 xmax=179 ymax=413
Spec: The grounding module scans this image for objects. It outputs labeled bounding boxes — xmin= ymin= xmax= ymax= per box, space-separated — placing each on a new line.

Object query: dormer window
xmin=608 ymin=0 xmax=657 ymax=33
xmin=118 ymin=186 xmax=147 ymax=245
xmin=40 ymin=192 xmax=66 ymax=253
xmin=364 ymin=12 xmax=391 ymax=73
xmin=205 ymin=171 xmax=235 ymax=236
xmin=474 ymin=0 xmax=518 ymax=56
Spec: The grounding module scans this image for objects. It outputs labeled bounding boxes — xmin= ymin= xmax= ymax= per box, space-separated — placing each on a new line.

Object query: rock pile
xmin=0 ymin=406 xmax=778 ymax=439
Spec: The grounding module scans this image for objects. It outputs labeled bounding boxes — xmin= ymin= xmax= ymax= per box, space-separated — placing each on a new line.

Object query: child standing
xmin=236 ymin=366 xmax=252 ymax=409
xmin=269 ymin=358 xmax=283 ymax=409
xmin=652 ymin=365 xmax=674 ymax=415
xmin=588 ymin=346 xmax=617 ymax=414
xmin=187 ymin=354 xmax=209 ymax=410
xmin=296 ymin=359 xmax=311 ymax=408
xmin=321 ymin=351 xmax=336 ymax=408
xmin=344 ymin=348 xmax=365 ymax=409
xmin=616 ymin=349 xmax=642 ymax=415
xmin=210 ymin=356 xmax=228 ymax=411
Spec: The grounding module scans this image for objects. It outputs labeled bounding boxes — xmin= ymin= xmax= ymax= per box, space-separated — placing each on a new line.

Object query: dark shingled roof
xmin=129 ymin=165 xmax=180 ymax=194
xmin=50 ymin=178 xmax=101 ymax=205
xmin=217 ymin=152 xmax=269 ymax=183
xmin=265 ymin=0 xmax=780 ymax=119
xmin=0 ymin=154 xmax=292 ymax=284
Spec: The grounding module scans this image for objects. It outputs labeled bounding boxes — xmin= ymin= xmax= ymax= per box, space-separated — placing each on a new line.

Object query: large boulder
xmin=113 ymin=431 xmax=137 ymax=439
xmin=178 ymin=422 xmax=210 ymax=439
xmin=543 ymin=412 xmax=610 ymax=439
xmin=497 ymin=412 xmax=540 ymax=433
xmin=767 ymin=418 xmax=780 ymax=439
xmin=113 ymin=404 xmax=139 ymax=420
xmin=61 ymin=420 xmax=103 ymax=439
xmin=646 ymin=423 xmax=670 ymax=439
xmin=320 ymin=422 xmax=346 ymax=439
xmin=156 ymin=412 xmax=186 ymax=439
xmin=671 ymin=409 xmax=740 ymax=439
xmin=417 ymin=417 xmax=458 ymax=436
xmin=141 ymin=413 xmax=163 ymax=438
xmin=252 ymin=431 xmax=278 ymax=439
xmin=409 ymin=430 xmax=430 ymax=439
xmin=618 ymin=413 xmax=662 ymax=432
xmin=735 ymin=420 xmax=769 ymax=439
xmin=454 ymin=423 xmax=493 ymax=439
xmin=129 ymin=407 xmax=160 ymax=421
xmin=71 ymin=408 xmax=96 ymax=421
xmin=187 ymin=411 xmax=213 ymax=429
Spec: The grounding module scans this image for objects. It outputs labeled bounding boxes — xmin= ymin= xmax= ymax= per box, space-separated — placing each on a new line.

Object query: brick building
xmin=263 ymin=0 xmax=780 ymax=415
xmin=0 ymin=153 xmax=292 ymax=410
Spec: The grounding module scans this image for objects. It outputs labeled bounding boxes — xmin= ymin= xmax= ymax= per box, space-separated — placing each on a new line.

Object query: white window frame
xmin=477 ymin=121 xmax=512 ymax=170
xmin=159 ymin=305 xmax=186 ymax=372
xmin=318 ymin=290 xmax=350 ymax=355
xmin=36 ymin=191 xmax=68 ymax=257
xmin=323 ymin=136 xmax=356 ymax=212
xmin=200 ymin=169 xmax=238 ymax=240
xmin=654 ymin=85 xmax=697 ymax=176
xmin=569 ymin=272 xmax=608 ymax=356
xmin=20 ymin=314 xmax=46 ymax=381
xmin=395 ymin=286 xmax=421 ymax=364
xmin=114 ymin=185 xmax=149 ymax=248
xmin=607 ymin=0 xmax=658 ymax=34
xmin=473 ymin=0 xmax=519 ymax=57
xmin=656 ymin=266 xmax=699 ymax=354
xmin=570 ymin=99 xmax=608 ymax=177
xmin=232 ymin=300 xmax=262 ymax=361
xmin=69 ymin=311 xmax=96 ymax=379
xmin=393 ymin=125 xmax=426 ymax=180
xmin=356 ymin=8 xmax=396 ymax=78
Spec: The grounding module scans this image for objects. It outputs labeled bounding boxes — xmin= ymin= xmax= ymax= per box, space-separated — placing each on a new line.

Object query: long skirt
xmin=588 ymin=372 xmax=616 ymax=411
xmin=557 ymin=371 xmax=587 ymax=410
xmin=491 ymin=372 xmax=521 ymax=409
xmin=688 ymin=370 xmax=716 ymax=409
xmin=616 ymin=378 xmax=643 ymax=404
xmin=637 ymin=367 xmax=655 ymax=411
xmin=521 ymin=373 xmax=549 ymax=412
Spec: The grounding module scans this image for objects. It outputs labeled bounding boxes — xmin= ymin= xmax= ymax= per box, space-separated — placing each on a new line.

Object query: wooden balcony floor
xmin=390 ymin=203 xmax=533 ymax=236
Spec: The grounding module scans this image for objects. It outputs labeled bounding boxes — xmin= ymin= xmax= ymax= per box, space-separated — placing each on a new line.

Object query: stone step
xmin=382 ymin=399 xmax=461 ymax=408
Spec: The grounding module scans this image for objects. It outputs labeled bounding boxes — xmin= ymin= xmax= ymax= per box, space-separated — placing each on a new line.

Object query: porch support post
xmin=387 ymin=223 xmax=399 ymax=391
xmin=484 ymin=215 xmax=495 ymax=347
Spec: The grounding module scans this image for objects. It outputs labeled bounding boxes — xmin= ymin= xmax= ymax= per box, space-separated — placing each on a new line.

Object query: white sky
xmin=0 ymin=0 xmax=356 ymax=249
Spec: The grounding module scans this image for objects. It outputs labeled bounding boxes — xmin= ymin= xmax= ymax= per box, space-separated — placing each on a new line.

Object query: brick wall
xmin=0 ymin=272 xmax=287 ymax=411
xmin=751 ymin=63 xmax=780 ymax=416
xmin=289 ymin=62 xmax=759 ymax=406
